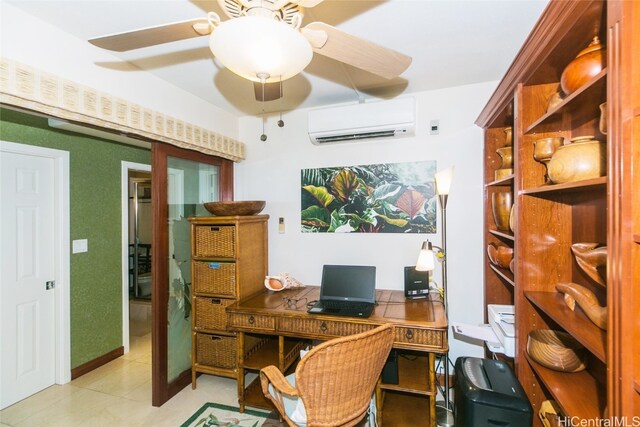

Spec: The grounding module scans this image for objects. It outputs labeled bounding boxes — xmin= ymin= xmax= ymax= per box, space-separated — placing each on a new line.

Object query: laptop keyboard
xmin=322 ymin=301 xmax=371 ymax=311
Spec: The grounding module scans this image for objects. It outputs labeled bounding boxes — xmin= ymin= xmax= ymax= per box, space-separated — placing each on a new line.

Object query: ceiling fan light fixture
xmin=209 ymin=15 xmax=312 ymax=83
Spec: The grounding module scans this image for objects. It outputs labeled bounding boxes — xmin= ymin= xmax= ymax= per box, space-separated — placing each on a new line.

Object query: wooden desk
xmin=226 ymin=286 xmax=448 ymax=426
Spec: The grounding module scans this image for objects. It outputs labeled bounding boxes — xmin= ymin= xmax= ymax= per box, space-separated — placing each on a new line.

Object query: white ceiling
xmin=7 ymin=0 xmax=549 ymax=117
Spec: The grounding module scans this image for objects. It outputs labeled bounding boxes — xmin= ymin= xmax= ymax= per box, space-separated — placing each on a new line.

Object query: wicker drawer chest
xmin=189 ymin=215 xmax=269 ymax=387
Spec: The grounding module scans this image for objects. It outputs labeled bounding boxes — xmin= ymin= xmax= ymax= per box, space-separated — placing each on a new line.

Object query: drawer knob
xmin=211 ymin=298 xmax=221 ymax=305
xmin=320 ymin=321 xmax=328 ymax=332
xmin=248 ymin=315 xmax=255 ymax=325
xmin=405 ymin=329 xmax=414 ymax=340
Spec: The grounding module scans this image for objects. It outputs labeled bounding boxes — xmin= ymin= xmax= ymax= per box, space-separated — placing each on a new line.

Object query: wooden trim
xmin=152 ymin=141 xmax=234 ymax=407
xmin=476 ymin=0 xmax=603 ymax=127
xmin=70 ymin=346 xmax=124 ymax=380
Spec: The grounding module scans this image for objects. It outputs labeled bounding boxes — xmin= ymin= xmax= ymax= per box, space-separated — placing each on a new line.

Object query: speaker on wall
xmin=404 ymin=266 xmax=430 ymax=299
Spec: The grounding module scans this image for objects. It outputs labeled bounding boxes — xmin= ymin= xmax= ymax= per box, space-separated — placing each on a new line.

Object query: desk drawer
xmin=227 ymin=313 xmax=276 ymax=332
xmin=395 ymin=327 xmax=445 ymax=350
xmin=279 ymin=318 xmax=374 ymax=337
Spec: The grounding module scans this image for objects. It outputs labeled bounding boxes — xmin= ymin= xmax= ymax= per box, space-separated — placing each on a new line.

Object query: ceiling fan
xmin=89 ymin=0 xmax=412 ymax=102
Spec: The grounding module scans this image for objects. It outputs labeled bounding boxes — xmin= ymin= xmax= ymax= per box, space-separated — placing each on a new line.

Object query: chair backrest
xmin=295 ymin=323 xmax=395 ymax=426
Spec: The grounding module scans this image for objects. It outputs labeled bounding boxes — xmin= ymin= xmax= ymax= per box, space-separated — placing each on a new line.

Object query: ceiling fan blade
xmin=254 ymin=81 xmax=283 ymax=102
xmin=290 ymin=0 xmax=326 ymax=7
xmin=302 ymin=22 xmax=412 ymax=79
xmin=89 ymin=18 xmax=211 ymax=52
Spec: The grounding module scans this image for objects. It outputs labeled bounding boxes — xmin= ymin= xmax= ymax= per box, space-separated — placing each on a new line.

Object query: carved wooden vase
xmin=495 ymin=146 xmax=513 ymax=180
xmin=491 ymin=191 xmax=513 ymax=232
xmin=533 ymin=136 xmax=564 ymax=183
xmin=560 ymin=36 xmax=606 ymax=95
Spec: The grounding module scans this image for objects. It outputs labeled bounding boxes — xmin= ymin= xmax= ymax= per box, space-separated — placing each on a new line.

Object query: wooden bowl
xmin=527 ymin=329 xmax=588 ymax=372
xmin=203 ymin=201 xmax=265 ymax=216
xmin=547 ymin=136 xmax=606 ymax=184
xmin=487 ymin=243 xmax=513 ymax=269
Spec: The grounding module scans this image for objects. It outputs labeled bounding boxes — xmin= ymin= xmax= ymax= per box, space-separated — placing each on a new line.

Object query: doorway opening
xmin=121 ymin=162 xmax=152 ymax=354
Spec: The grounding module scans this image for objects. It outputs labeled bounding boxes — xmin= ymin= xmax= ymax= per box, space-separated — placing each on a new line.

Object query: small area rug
xmin=180 ymin=402 xmax=281 ymax=427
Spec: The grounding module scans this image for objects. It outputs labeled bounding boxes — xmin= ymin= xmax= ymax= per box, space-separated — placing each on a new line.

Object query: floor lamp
xmin=416 ymin=166 xmax=454 ymax=427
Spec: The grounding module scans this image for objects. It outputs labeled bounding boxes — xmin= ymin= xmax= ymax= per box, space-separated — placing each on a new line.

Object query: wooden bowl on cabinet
xmin=527 ymin=329 xmax=588 ymax=372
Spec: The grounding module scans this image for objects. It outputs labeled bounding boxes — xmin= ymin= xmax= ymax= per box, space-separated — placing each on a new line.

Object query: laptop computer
xmin=307 ymin=265 xmax=376 ymax=318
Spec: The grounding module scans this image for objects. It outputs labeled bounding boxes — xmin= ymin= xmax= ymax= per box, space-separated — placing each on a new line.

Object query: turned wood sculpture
xmin=571 ymin=243 xmax=607 ymax=286
xmin=556 ymin=282 xmax=607 ymax=330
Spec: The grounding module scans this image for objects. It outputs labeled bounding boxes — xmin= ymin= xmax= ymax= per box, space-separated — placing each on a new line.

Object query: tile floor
xmin=0 ymin=302 xmax=242 ymax=427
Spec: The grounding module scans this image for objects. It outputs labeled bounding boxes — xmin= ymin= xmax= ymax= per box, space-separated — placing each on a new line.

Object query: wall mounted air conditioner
xmin=308 ymin=97 xmax=415 ymax=145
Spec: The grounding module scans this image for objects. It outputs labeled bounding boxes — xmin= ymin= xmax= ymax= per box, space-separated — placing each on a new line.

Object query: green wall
xmin=0 ymin=108 xmax=151 ymax=368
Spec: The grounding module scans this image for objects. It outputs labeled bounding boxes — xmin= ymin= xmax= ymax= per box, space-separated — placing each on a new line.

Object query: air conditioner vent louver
xmin=314 ymin=130 xmax=402 ymax=144
xmin=308 ymin=98 xmax=415 ymax=145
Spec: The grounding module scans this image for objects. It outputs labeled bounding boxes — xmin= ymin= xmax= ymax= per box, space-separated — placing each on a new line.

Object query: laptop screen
xmin=320 ymin=265 xmax=376 ymax=303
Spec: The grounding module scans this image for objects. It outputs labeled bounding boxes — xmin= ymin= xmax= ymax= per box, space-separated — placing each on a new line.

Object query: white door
xmin=1 ymin=149 xmax=56 ymax=409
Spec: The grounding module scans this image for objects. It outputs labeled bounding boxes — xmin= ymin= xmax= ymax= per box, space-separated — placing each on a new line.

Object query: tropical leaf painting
xmin=301 ymin=161 xmax=437 ymax=233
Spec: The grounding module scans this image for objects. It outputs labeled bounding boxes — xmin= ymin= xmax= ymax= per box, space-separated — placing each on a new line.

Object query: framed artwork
xmin=301 ymin=160 xmax=437 ymax=233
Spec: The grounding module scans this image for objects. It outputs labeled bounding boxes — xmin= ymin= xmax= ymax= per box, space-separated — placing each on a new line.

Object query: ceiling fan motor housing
xmin=218 ymin=0 xmax=304 ymax=24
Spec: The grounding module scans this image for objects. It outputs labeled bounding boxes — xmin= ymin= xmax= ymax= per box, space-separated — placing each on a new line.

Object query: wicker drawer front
xmin=227 ymin=313 xmax=275 ymax=332
xmin=195 ymin=297 xmax=234 ymax=331
xmin=194 ymin=225 xmax=236 ymax=258
xmin=279 ymin=317 xmax=374 ymax=337
xmin=395 ymin=327 xmax=445 ymax=349
xmin=196 ymin=333 xmax=237 ymax=369
xmin=193 ymin=261 xmax=236 ymax=296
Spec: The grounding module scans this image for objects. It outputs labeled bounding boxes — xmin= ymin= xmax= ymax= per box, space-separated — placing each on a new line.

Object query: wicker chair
xmin=260 ymin=324 xmax=395 ymax=427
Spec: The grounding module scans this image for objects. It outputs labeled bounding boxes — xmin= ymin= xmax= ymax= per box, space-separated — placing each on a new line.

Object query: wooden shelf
xmin=379 ymin=352 xmax=433 ymax=395
xmin=242 ymin=376 xmax=274 ymax=411
xmin=243 ymin=337 xmax=304 ymax=371
xmin=525 ymin=69 xmax=607 ymax=134
xmin=520 ymin=176 xmax=606 ymax=196
xmin=379 ymin=391 xmax=431 ymax=427
xmin=489 ymin=264 xmax=515 ymax=286
xmin=488 ymin=229 xmax=515 ymax=241
xmin=525 ymin=291 xmax=606 ymax=362
xmin=525 ymin=353 xmax=605 ymax=420
xmin=192 ymin=363 xmax=237 ymax=379
xmin=486 ymin=175 xmax=514 ymax=187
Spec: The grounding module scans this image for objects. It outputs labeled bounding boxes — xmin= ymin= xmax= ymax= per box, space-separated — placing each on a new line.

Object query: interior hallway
xmin=0 ymin=302 xmax=239 ymax=427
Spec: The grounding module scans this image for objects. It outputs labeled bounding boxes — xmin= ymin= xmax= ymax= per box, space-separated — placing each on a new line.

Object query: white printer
xmin=486 ymin=304 xmax=515 ymax=357
xmin=451 ymin=304 xmax=515 ymax=357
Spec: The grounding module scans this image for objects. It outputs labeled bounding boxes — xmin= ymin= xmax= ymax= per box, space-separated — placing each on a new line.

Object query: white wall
xmin=236 ymin=81 xmax=497 ymax=363
xmin=0 ymin=3 xmax=239 ymax=138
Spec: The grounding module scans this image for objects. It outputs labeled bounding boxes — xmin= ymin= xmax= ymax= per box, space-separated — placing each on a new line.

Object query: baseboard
xmin=71 ymin=346 xmax=124 ymax=380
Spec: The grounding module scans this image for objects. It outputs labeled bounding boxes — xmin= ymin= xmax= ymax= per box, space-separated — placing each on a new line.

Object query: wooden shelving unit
xmin=189 ymin=215 xmax=269 ymax=387
xmin=477 ymin=0 xmax=640 ymax=421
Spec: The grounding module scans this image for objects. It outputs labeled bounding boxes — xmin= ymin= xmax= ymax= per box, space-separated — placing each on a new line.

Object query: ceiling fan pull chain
xmin=207 ymin=12 xmax=221 ymax=29
xmin=278 ymin=76 xmax=284 ymax=128
xmin=260 ymin=73 xmax=268 ymax=141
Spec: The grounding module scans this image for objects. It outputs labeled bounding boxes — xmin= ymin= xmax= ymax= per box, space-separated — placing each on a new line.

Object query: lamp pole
xmin=434 ymin=166 xmax=454 ymax=427
xmin=437 ymin=192 xmax=454 ymax=427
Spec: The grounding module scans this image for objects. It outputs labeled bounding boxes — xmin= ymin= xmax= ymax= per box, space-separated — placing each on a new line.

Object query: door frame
xmin=151 ymin=142 xmax=233 ymax=406
xmin=0 ymin=140 xmax=71 ymax=385
xmin=120 ymin=161 xmax=152 ymax=354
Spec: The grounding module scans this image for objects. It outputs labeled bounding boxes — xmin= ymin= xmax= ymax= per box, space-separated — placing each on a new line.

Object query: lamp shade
xmin=209 ymin=16 xmax=313 ymax=83
xmin=435 ymin=166 xmax=454 ymax=196
xmin=416 ymin=241 xmax=436 ymax=271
